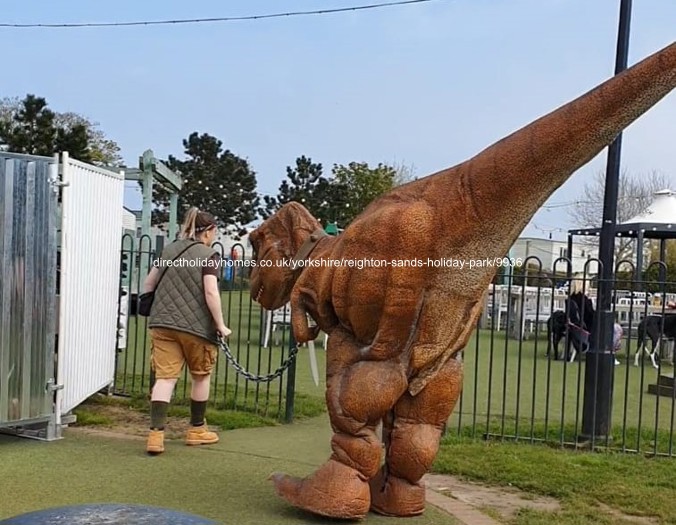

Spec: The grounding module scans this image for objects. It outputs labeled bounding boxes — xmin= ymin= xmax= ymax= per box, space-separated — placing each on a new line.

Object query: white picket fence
xmin=56 ymin=153 xmax=125 ymax=419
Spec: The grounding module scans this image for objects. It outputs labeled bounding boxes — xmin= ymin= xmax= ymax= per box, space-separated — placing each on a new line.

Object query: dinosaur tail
xmin=431 ymin=41 xmax=676 ymax=235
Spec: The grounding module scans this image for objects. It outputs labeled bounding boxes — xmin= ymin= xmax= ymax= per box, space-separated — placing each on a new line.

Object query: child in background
xmin=612 ymin=314 xmax=623 ymax=366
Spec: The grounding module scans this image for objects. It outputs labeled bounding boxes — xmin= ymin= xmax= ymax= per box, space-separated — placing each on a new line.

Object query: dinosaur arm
xmin=290 ymin=287 xmax=321 ymax=344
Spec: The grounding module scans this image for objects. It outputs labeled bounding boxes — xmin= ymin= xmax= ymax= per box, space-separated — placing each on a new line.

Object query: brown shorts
xmin=150 ymin=328 xmax=218 ymax=379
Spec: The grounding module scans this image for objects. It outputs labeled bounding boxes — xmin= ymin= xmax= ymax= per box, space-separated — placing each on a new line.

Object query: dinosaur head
xmin=248 ymin=201 xmax=323 ymax=311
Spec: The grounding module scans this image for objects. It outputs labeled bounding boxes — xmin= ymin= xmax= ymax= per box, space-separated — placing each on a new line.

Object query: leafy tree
xmin=0 ymin=94 xmax=121 ymax=165
xmin=329 ymin=161 xmax=398 ymax=225
xmin=261 ymin=157 xmax=403 ymax=229
xmin=152 ymin=132 xmax=260 ymax=238
xmin=54 ymin=111 xmax=122 ymax=166
xmin=259 ymin=155 xmax=336 ymax=223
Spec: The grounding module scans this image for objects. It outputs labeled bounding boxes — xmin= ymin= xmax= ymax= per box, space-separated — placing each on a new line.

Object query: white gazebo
xmin=617 ymin=189 xmax=676 ymax=278
xmin=569 ymin=189 xmax=676 ymax=279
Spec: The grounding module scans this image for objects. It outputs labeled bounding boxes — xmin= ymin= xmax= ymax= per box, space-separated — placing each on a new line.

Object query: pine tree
xmin=1 ymin=95 xmax=57 ymax=156
xmin=152 ymin=132 xmax=260 ymax=238
xmin=0 ymin=94 xmax=116 ymax=164
xmin=260 ymin=155 xmax=342 ymax=224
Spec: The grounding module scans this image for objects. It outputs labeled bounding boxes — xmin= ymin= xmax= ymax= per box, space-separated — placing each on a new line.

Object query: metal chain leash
xmin=217 ymin=337 xmax=299 ymax=383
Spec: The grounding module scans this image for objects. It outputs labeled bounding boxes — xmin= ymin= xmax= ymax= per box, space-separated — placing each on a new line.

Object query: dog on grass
xmin=634 ymin=313 xmax=676 ymax=369
xmin=546 ymin=310 xmax=589 ymax=362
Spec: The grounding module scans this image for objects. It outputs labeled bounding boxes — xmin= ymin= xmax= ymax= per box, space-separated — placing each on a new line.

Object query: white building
xmin=510 ymin=236 xmax=598 ymax=274
xmin=122 ymin=207 xmax=137 ymax=234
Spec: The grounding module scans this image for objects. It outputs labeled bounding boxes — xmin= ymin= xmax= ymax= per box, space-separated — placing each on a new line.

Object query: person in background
xmin=142 ymin=207 xmax=231 ymax=455
xmin=564 ymin=276 xmax=595 ymax=356
xmin=612 ymin=312 xmax=623 ymax=366
xmin=568 ymin=277 xmax=595 ymax=334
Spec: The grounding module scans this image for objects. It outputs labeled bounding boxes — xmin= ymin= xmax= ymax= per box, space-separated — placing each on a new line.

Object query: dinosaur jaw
xmin=250 ymin=269 xmax=296 ymax=311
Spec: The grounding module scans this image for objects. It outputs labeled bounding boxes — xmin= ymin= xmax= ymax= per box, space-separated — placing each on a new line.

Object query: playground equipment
xmin=121 ymin=149 xmax=182 ymax=282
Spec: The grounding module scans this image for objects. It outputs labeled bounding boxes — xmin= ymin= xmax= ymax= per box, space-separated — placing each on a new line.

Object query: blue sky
xmin=2 ymin=0 xmax=674 ymax=240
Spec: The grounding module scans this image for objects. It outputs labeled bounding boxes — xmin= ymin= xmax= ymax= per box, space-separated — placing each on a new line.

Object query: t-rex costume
xmin=247 ymin=41 xmax=676 ymax=519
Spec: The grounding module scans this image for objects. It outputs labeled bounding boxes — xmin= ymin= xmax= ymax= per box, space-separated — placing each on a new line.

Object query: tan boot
xmin=146 ymin=430 xmax=165 ymax=455
xmin=185 ymin=420 xmax=219 ymax=446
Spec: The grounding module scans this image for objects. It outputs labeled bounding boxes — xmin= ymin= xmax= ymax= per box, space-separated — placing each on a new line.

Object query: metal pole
xmin=284 ymin=329 xmax=297 ymax=423
xmin=169 ymin=193 xmax=178 ymax=241
xmin=580 ymin=0 xmax=632 ymax=442
xmin=139 ymin=151 xmax=153 ymax=286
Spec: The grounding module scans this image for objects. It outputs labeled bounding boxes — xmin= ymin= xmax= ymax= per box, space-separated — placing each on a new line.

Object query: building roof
xmin=569 ymin=189 xmax=676 ymax=240
xmin=621 ymin=189 xmax=676 ymax=226
xmin=515 ymin=236 xmax=575 ymax=244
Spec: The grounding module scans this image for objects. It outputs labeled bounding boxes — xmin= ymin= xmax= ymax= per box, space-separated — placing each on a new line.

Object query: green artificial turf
xmin=0 ymin=414 xmax=458 ymax=525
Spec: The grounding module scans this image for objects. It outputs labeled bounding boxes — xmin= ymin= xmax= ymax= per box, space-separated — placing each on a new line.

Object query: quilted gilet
xmin=148 ymin=239 xmax=220 ymax=343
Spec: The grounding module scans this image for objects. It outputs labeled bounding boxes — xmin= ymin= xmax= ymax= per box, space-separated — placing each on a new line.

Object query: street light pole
xmin=580 ymin=0 xmax=633 ymax=442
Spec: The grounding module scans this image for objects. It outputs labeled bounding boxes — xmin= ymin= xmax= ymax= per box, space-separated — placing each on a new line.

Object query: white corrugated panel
xmin=57 ymin=153 xmax=124 ymax=414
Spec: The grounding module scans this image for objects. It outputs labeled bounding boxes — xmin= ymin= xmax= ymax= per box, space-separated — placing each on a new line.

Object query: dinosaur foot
xmin=269 ymin=459 xmax=370 ymax=520
xmin=368 ymin=468 xmax=426 ymax=517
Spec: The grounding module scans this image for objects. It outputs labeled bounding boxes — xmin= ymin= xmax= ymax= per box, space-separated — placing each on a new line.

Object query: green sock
xmin=190 ymin=400 xmax=207 ymax=427
xmin=150 ymin=401 xmax=169 ymax=430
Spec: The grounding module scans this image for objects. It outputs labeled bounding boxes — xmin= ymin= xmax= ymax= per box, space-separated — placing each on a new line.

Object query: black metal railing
xmin=112 ymin=237 xmax=676 ymax=455
xmin=112 ymin=234 xmax=300 ymax=422
xmin=447 ymin=256 xmax=676 ymax=458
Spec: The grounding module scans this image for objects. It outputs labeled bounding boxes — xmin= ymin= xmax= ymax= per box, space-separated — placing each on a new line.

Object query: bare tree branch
xmin=391 ymin=160 xmax=418 ymax=186
xmin=567 ymin=168 xmax=671 ymax=264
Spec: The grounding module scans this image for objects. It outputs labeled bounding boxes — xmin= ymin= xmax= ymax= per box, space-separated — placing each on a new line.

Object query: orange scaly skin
xmin=248 ymin=41 xmax=676 ymax=519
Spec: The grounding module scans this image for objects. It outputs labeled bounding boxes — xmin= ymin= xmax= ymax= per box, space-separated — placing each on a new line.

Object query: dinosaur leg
xmin=370 ymin=355 xmax=463 ymax=517
xmin=270 ymin=329 xmax=408 ymax=520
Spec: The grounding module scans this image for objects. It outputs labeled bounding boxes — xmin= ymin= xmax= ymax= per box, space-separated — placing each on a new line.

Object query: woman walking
xmin=142 ymin=207 xmax=231 ymax=455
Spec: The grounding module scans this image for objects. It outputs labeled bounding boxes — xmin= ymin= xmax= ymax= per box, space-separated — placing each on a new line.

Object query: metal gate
xmin=0 ymin=153 xmax=59 ymax=436
xmin=56 ymin=153 xmax=124 ymax=417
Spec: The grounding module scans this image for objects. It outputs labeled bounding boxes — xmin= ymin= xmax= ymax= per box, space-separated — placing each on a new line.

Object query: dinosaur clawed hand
xmin=294 ymin=323 xmax=320 ymax=345
xmin=269 ymin=460 xmax=370 ymax=520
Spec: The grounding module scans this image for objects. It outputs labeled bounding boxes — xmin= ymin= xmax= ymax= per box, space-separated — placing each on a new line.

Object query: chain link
xmin=218 ymin=337 xmax=298 ymax=382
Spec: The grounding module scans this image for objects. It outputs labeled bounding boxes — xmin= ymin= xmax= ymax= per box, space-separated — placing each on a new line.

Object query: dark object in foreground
xmin=0 ymin=504 xmax=217 ymax=525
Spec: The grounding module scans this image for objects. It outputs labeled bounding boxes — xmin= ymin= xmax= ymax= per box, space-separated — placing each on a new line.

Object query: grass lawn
xmin=75 ymin=288 xmax=327 ymax=437
xmin=14 ymin=285 xmax=676 ymax=525
xmin=447 ymin=329 xmax=676 ymax=455
xmin=0 ymin=416 xmax=459 ymax=525
xmin=434 ymin=434 xmax=676 ymax=524
xmin=113 ymin=289 xmax=676 ymax=454
xmin=114 ymin=289 xmax=328 ymax=422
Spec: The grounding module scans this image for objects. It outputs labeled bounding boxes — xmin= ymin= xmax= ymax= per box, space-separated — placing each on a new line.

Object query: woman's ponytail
xmin=178 ymin=207 xmax=216 ymax=240
xmin=179 ymin=207 xmax=200 ymax=240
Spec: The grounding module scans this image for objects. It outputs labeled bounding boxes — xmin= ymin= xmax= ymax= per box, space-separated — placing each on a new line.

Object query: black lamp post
xmin=580 ymin=0 xmax=633 ymax=443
